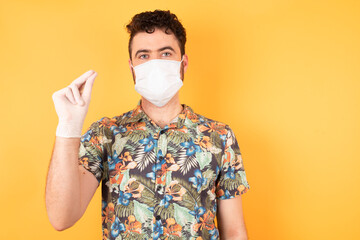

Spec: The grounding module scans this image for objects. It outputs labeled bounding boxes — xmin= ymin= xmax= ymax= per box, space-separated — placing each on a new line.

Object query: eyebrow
xmin=158 ymin=46 xmax=175 ymax=52
xmin=134 ymin=46 xmax=176 ymax=58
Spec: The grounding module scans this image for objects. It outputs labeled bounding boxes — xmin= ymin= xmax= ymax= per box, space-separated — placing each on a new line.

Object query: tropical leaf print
xmin=199 ymin=169 xmax=215 ymax=193
xmin=137 ymin=188 xmax=157 ymax=208
xmin=165 ymin=171 xmax=173 ymax=186
xmin=196 ymin=151 xmax=212 ymax=170
xmin=167 ymin=141 xmax=183 ymax=157
xmin=167 ymin=130 xmax=191 ymax=145
xmin=83 ymin=141 xmax=101 ymax=157
xmin=114 ymin=114 xmax=130 ymax=126
xmin=129 ymin=174 xmax=154 ymax=193
xmin=209 ymin=145 xmax=222 ymax=154
xmin=210 ymin=131 xmax=223 ymax=149
xmin=114 ymin=200 xmax=134 ymax=218
xmin=181 ymin=222 xmax=196 ymax=239
xmin=120 ymin=232 xmax=148 ymax=240
xmin=154 ymin=203 xmax=175 ymax=219
xmin=119 ymin=170 xmax=130 ymax=191
xmin=210 ymin=148 xmax=222 ymax=168
xmin=171 ymin=177 xmax=200 ymax=208
xmin=103 ymin=160 xmax=109 ymax=183
xmin=129 ymin=174 xmax=157 ymax=208
xmin=128 ymin=129 xmax=148 ymax=143
xmin=167 ymin=236 xmax=182 ymax=240
xmin=201 ymin=226 xmax=212 ymax=240
xmin=133 ymin=145 xmax=156 ymax=172
xmin=222 ymin=176 xmax=242 ymax=191
xmin=204 ymin=189 xmax=214 ymax=210
xmin=177 ymin=153 xmax=199 ymax=175
xmin=157 ymin=134 xmax=168 ymax=156
xmin=184 ymin=118 xmax=198 ymax=131
xmin=112 ymin=135 xmax=129 ymax=156
xmin=103 ymin=126 xmax=114 ymax=141
xmin=173 ymin=203 xmax=194 ymax=226
xmin=79 ymin=143 xmax=87 ymax=157
xmin=122 ymin=140 xmax=138 ymax=155
xmin=239 ymin=171 xmax=250 ymax=188
xmin=133 ymin=200 xmax=153 ymax=223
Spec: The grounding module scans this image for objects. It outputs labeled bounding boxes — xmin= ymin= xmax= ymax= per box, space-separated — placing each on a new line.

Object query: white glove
xmin=52 ymin=70 xmax=98 ymax=138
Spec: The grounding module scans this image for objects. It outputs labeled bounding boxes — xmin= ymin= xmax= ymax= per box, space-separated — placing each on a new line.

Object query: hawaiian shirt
xmin=78 ymin=99 xmax=250 ymax=240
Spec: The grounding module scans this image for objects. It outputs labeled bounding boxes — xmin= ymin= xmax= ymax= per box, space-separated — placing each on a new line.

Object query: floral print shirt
xmin=78 ymin=99 xmax=250 ymax=240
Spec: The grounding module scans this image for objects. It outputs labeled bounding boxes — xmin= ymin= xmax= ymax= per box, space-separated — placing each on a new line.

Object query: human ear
xmin=182 ymin=54 xmax=189 ymax=73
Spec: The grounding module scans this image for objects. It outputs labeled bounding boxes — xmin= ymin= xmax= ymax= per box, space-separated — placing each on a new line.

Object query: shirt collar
xmin=126 ymin=99 xmax=199 ymax=129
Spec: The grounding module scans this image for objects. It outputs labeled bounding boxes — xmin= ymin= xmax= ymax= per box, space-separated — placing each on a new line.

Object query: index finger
xmin=81 ymin=71 xmax=97 ymax=100
xmin=72 ymin=70 xmax=95 ymax=87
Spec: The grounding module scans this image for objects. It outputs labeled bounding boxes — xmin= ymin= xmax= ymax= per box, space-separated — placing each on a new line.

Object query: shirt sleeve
xmin=215 ymin=125 xmax=250 ymax=200
xmin=78 ymin=119 xmax=105 ymax=184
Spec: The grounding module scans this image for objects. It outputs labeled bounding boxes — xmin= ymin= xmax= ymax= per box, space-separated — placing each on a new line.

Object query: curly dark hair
xmin=126 ymin=10 xmax=186 ymax=60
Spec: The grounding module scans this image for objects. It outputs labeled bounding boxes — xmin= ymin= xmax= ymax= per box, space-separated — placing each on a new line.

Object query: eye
xmin=162 ymin=52 xmax=171 ymax=57
xmin=139 ymin=54 xmax=149 ymax=59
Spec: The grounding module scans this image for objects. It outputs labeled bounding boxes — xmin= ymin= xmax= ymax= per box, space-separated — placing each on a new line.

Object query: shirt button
xmin=156 ymin=215 xmax=161 ymax=220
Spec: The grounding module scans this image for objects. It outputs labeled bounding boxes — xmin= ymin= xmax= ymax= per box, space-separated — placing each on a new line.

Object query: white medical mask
xmin=131 ymin=57 xmax=184 ymax=107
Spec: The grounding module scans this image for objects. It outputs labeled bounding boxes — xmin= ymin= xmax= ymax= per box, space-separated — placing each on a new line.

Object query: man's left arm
xmin=215 ymin=125 xmax=250 ymax=239
xmin=216 ymin=195 xmax=248 ymax=240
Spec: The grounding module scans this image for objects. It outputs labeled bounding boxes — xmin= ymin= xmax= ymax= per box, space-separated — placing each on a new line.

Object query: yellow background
xmin=1 ymin=0 xmax=359 ymax=239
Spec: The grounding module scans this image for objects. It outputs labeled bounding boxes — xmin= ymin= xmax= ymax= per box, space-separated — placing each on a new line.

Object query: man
xmin=46 ymin=9 xmax=250 ymax=240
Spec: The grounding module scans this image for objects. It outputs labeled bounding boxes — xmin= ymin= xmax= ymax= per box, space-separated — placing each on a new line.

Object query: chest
xmin=104 ymin=126 xmax=227 ymax=200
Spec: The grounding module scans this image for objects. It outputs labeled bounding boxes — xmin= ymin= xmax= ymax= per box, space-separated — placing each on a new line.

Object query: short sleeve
xmin=78 ymin=119 xmax=105 ymax=184
xmin=215 ymin=125 xmax=250 ymax=200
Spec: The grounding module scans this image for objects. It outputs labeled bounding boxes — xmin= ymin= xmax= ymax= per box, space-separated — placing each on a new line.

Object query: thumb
xmin=82 ymin=72 xmax=97 ymax=101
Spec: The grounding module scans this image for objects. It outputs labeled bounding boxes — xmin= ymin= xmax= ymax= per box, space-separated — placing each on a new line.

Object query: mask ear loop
xmin=179 ymin=55 xmax=185 ymax=81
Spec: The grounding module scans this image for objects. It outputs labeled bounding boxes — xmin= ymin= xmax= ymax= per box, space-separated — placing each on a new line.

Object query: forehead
xmin=131 ymin=28 xmax=180 ymax=53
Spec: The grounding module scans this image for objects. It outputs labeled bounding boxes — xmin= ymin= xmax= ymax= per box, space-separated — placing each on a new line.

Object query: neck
xmin=141 ymin=92 xmax=183 ymax=128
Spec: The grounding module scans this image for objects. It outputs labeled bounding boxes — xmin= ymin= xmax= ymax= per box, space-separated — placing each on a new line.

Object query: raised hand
xmin=52 ymin=70 xmax=98 ymax=138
